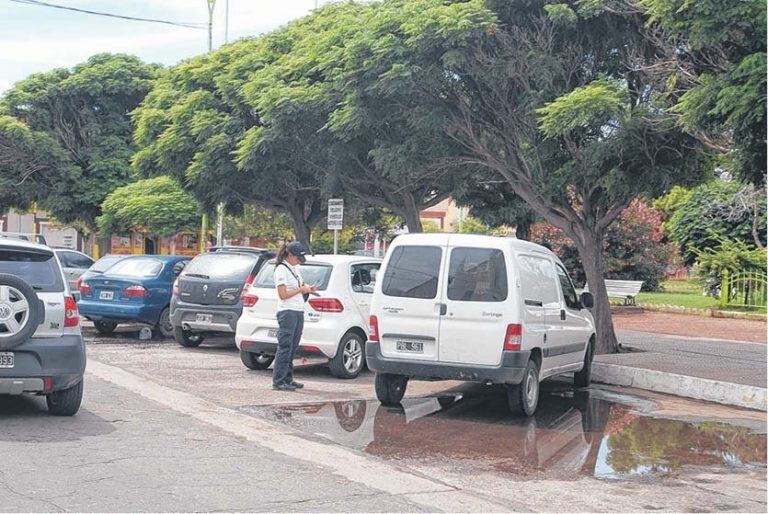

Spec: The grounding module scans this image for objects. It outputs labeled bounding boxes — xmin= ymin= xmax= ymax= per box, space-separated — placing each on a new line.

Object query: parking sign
xmin=327 ymin=199 xmax=344 ymax=230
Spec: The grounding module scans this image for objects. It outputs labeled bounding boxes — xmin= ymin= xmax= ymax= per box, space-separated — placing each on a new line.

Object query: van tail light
xmin=172 ymin=279 xmax=180 ymax=297
xmin=123 ymin=285 xmax=149 ymax=297
xmin=240 ymin=291 xmax=259 ymax=308
xmin=64 ymin=296 xmax=79 ymax=327
xmin=78 ymin=280 xmax=92 ymax=294
xmin=308 ymin=298 xmax=344 ymax=313
xmin=504 ymin=324 xmax=522 ymax=351
xmin=369 ymin=315 xmax=379 ymax=342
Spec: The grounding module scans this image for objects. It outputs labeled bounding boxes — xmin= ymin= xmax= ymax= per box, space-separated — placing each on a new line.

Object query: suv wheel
xmin=0 ymin=273 xmax=44 ymax=350
xmin=375 ymin=373 xmax=408 ymax=405
xmin=574 ymin=340 xmax=594 ymax=388
xmin=153 ymin=308 xmax=174 ymax=339
xmin=46 ymin=380 xmax=83 ymax=416
xmin=173 ymin=326 xmax=203 ymax=347
xmin=240 ymin=350 xmax=274 ymax=370
xmin=94 ymin=321 xmax=117 ymax=336
xmin=329 ymin=332 xmax=365 ymax=379
xmin=507 ymin=359 xmax=540 ymax=416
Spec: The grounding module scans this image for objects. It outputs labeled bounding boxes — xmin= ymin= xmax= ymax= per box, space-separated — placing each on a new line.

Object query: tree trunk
xmin=401 ymin=193 xmax=424 ymax=233
xmin=515 ymin=218 xmax=532 ymax=240
xmin=286 ymin=203 xmax=312 ymax=248
xmin=575 ymin=230 xmax=620 ymax=355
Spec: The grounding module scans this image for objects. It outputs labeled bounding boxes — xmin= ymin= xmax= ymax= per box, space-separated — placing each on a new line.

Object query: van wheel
xmin=94 ymin=321 xmax=117 ymax=336
xmin=507 ymin=359 xmax=540 ymax=416
xmin=329 ymin=332 xmax=365 ymax=379
xmin=241 ymin=350 xmax=274 ymax=370
xmin=173 ymin=326 xmax=203 ymax=347
xmin=574 ymin=340 xmax=594 ymax=388
xmin=153 ymin=308 xmax=174 ymax=339
xmin=375 ymin=373 xmax=408 ymax=405
xmin=46 ymin=380 xmax=83 ymax=416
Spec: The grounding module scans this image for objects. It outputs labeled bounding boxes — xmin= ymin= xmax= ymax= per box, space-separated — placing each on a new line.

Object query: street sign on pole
xmin=327 ymin=199 xmax=344 ymax=254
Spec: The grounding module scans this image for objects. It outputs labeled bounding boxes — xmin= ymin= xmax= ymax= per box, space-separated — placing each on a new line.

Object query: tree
xmin=96 ymin=176 xmax=200 ymax=238
xmin=0 ymin=54 xmax=161 ymax=231
xmin=438 ymin=1 xmax=707 ymax=352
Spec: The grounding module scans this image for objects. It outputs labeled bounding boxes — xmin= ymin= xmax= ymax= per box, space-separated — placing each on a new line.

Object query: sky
xmin=0 ymin=0 xmax=326 ymax=94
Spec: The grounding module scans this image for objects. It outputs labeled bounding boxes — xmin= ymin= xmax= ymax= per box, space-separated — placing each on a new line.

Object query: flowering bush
xmin=532 ymin=200 xmax=674 ymax=291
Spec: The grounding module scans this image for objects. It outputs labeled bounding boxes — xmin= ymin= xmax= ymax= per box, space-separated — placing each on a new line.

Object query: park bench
xmin=585 ymin=279 xmax=644 ymax=305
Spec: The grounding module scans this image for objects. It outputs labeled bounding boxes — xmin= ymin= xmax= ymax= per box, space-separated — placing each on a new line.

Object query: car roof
xmin=0 ymin=237 xmax=54 ymax=254
xmin=302 ymin=254 xmax=382 ymax=265
xmin=210 ymin=246 xmax=269 ymax=254
xmin=117 ymin=254 xmax=189 ymax=262
xmin=392 ymin=233 xmax=553 ymax=256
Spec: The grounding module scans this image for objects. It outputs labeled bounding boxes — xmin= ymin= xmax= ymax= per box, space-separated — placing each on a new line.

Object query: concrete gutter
xmin=592 ymin=362 xmax=767 ymax=411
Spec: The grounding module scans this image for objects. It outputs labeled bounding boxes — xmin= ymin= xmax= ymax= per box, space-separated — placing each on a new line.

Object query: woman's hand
xmin=300 ymin=283 xmax=318 ymax=294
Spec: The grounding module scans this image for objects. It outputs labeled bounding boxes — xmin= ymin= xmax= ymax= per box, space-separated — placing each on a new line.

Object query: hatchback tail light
xmin=369 ymin=315 xmax=379 ymax=342
xmin=504 ymin=324 xmax=522 ymax=351
xmin=78 ymin=281 xmax=92 ymax=295
xmin=308 ymin=298 xmax=344 ymax=313
xmin=244 ymin=271 xmax=257 ymax=287
xmin=172 ymin=279 xmax=180 ymax=297
xmin=123 ymin=285 xmax=149 ymax=297
xmin=240 ymin=290 xmax=259 ymax=307
xmin=64 ymin=296 xmax=79 ymax=327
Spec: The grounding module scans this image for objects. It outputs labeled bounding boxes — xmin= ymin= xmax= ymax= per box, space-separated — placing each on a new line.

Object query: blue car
xmin=78 ymin=255 xmax=189 ymax=337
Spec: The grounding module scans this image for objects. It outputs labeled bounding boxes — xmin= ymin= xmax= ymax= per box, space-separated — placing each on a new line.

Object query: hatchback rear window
xmin=104 ymin=258 xmax=163 ymax=278
xmin=0 ymin=249 xmax=64 ymax=292
xmin=182 ymin=253 xmax=257 ymax=281
xmin=254 ymin=263 xmax=332 ymax=291
xmin=381 ymin=245 xmax=442 ymax=299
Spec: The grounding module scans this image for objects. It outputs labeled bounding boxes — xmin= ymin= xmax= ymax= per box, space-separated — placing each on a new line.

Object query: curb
xmin=614 ymin=303 xmax=766 ymax=321
xmin=592 ymin=362 xmax=767 ymax=411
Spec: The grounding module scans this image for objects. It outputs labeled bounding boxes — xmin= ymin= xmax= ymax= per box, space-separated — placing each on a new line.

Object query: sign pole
xmin=327 ymin=198 xmax=344 ymax=256
xmin=333 ymin=229 xmax=339 ymax=255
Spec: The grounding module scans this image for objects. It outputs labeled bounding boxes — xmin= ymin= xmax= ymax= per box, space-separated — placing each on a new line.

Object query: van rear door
xmin=377 ymin=243 xmax=447 ymax=361
xmin=438 ymin=244 xmax=510 ymax=366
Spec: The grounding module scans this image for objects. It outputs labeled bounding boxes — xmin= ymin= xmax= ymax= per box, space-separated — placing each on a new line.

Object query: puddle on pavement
xmin=239 ymin=385 xmax=767 ymax=480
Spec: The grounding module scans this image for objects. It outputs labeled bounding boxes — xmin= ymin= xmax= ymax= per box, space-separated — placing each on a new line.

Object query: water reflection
xmin=243 ymin=388 xmax=766 ymax=480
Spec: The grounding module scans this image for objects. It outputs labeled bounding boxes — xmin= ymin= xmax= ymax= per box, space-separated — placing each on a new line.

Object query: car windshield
xmin=104 ymin=257 xmax=163 ymax=278
xmin=255 ymin=262 xmax=332 ymax=291
xmin=0 ymin=249 xmax=64 ymax=292
xmin=182 ymin=253 xmax=257 ymax=281
xmin=91 ymin=255 xmax=125 ymax=273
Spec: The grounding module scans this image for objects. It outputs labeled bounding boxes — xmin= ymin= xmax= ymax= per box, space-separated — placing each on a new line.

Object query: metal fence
xmin=720 ymin=269 xmax=767 ymax=309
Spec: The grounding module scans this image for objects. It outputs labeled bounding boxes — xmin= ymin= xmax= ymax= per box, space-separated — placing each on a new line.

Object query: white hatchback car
xmin=235 ymin=255 xmax=382 ymax=379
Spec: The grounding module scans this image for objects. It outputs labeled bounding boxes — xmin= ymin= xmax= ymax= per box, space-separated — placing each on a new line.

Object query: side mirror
xmin=580 ymin=292 xmax=594 ymax=309
xmin=172 ymin=261 xmax=186 ymax=276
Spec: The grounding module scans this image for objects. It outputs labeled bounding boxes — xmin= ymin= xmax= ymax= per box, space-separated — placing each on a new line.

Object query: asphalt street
xmin=0 ymin=326 xmax=765 ymax=512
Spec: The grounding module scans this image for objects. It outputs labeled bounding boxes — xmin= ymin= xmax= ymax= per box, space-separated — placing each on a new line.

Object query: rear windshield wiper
xmin=184 ymin=273 xmax=210 ymax=279
xmin=32 ymin=285 xmax=43 ymax=290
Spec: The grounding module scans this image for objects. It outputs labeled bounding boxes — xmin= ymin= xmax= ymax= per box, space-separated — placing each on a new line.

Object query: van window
xmin=556 ymin=264 xmax=580 ymax=309
xmin=447 ymin=248 xmax=507 ymax=302
xmin=382 ymin=246 xmax=442 ymax=299
xmin=518 ymin=255 xmax=560 ymax=307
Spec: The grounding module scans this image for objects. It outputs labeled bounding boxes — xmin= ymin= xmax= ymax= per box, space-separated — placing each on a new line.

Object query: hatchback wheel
xmin=94 ymin=321 xmax=117 ymax=336
xmin=329 ymin=332 xmax=365 ymax=379
xmin=375 ymin=373 xmax=408 ymax=405
xmin=507 ymin=359 xmax=540 ymax=416
xmin=46 ymin=380 xmax=83 ymax=417
xmin=173 ymin=326 xmax=203 ymax=347
xmin=153 ymin=308 xmax=174 ymax=339
xmin=240 ymin=350 xmax=274 ymax=370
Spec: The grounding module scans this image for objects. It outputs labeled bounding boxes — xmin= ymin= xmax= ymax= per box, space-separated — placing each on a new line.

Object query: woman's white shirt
xmin=274 ymin=263 xmax=305 ymax=312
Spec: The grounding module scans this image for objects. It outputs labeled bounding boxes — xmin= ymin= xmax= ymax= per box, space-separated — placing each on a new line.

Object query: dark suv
xmin=170 ymin=247 xmax=273 ymax=347
xmin=0 ymin=239 xmax=85 ymax=416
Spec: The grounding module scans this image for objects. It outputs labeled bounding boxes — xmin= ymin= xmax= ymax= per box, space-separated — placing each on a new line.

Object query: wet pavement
xmin=240 ymin=383 xmax=767 ymax=482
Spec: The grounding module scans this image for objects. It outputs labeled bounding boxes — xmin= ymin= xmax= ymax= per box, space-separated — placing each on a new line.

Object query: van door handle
xmin=560 ymin=309 xmax=566 ymax=321
xmin=438 ymin=303 xmax=447 ymax=316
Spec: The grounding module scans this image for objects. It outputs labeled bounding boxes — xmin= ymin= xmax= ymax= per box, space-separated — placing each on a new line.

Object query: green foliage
xmin=0 ymin=54 xmax=161 ymax=228
xmin=310 ymin=226 xmax=361 ymax=254
xmin=96 ymin=176 xmax=200 ymax=237
xmin=651 ymin=186 xmax=692 ymax=218
xmin=693 ymin=237 xmax=767 ymax=293
xmin=536 ymin=79 xmax=627 ymax=137
xmin=666 ymin=180 xmax=766 ymax=264
xmin=543 ymin=4 xmax=577 ymax=25
xmin=224 ymin=205 xmax=293 ymax=244
xmin=455 ymin=216 xmax=494 ymax=235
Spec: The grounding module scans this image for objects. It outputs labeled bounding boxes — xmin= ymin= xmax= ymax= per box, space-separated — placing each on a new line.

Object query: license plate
xmin=99 ymin=291 xmax=114 ymax=300
xmin=195 ymin=313 xmax=213 ymax=324
xmin=396 ymin=341 xmax=423 ymax=353
xmin=0 ymin=352 xmax=14 ymax=368
xmin=267 ymin=329 xmax=278 ymax=338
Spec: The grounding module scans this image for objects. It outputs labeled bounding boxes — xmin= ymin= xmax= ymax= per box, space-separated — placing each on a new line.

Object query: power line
xmin=8 ymin=0 xmax=207 ymax=29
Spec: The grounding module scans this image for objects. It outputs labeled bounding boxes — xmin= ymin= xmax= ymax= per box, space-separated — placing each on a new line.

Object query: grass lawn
xmin=619 ymin=278 xmax=766 ymax=314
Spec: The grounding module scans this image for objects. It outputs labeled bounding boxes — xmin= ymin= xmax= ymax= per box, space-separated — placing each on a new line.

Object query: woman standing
xmin=272 ymin=241 xmax=317 ymax=391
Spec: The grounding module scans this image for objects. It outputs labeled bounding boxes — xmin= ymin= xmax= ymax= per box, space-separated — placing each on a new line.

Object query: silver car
xmin=54 ymin=248 xmax=95 ymax=292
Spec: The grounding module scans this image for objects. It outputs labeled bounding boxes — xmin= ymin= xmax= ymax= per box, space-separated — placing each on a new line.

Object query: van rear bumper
xmin=365 ymin=343 xmax=530 ymax=385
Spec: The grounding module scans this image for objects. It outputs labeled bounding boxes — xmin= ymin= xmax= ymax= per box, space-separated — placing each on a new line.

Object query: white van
xmin=366 ymin=233 xmax=596 ymax=415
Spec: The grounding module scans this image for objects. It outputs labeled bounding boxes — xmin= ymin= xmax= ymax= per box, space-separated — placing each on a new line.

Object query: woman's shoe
xmin=273 ymin=383 xmax=297 ymax=391
xmin=290 ymin=381 xmax=304 ymax=389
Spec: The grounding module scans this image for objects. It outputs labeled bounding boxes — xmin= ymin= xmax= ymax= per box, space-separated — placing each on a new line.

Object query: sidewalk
xmin=594 ymin=330 xmax=767 ymax=411
xmin=612 ymin=309 xmax=766 ymax=343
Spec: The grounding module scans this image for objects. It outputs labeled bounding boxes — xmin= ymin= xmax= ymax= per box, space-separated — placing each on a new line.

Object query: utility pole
xmin=215 ymin=0 xmax=228 ymax=247
xmin=206 ymin=0 xmax=215 ymax=51
xmin=224 ymin=0 xmax=229 ymax=43
xmin=200 ymin=0 xmax=216 ymax=252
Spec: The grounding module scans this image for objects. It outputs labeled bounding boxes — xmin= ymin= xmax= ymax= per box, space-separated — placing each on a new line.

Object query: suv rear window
xmin=447 ymin=247 xmax=507 ymax=302
xmin=104 ymin=257 xmax=163 ymax=278
xmin=254 ymin=263 xmax=332 ymax=291
xmin=382 ymin=245 xmax=442 ymax=299
xmin=182 ymin=253 xmax=257 ymax=281
xmin=0 ymin=249 xmax=64 ymax=292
